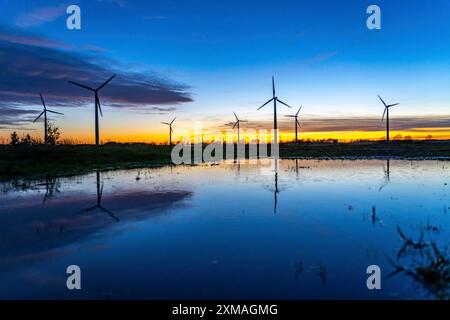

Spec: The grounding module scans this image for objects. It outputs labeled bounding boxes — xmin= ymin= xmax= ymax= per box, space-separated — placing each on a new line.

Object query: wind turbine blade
xmin=47 ymin=109 xmax=64 ymax=115
xmin=257 ymin=98 xmax=274 ymax=110
xmin=285 ymin=115 xmax=296 ymax=118
xmin=99 ymin=207 xmax=120 ymax=222
xmin=388 ymin=103 xmax=400 ymax=107
xmin=378 ymin=95 xmax=387 ymax=107
xmin=161 ymin=122 xmax=170 ymax=125
xmin=171 ymin=127 xmax=174 ymax=133
xmin=68 ymin=81 xmax=95 ymax=91
xmin=233 ymin=121 xmax=238 ymax=129
xmin=33 ymin=111 xmax=44 ymax=122
xmin=240 ymin=120 xmax=248 ymax=123
xmin=39 ymin=93 xmax=46 ymax=109
xmin=83 ymin=206 xmax=98 ymax=213
xmin=381 ymin=107 xmax=387 ymax=122
xmin=272 ymin=76 xmax=275 ymax=97
xmin=277 ymin=99 xmax=293 ymax=108
xmin=171 ymin=117 xmax=176 ymax=124
xmin=97 ymin=74 xmax=116 ymax=90
xmin=233 ymin=112 xmax=238 ymax=121
xmin=296 ymin=106 xmax=302 ymax=116
xmin=297 ymin=120 xmax=301 ymax=128
xmin=96 ymin=95 xmax=103 ymax=117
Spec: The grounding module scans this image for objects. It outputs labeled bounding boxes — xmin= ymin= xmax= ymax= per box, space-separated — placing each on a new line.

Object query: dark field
xmin=1 ymin=141 xmax=449 ymax=180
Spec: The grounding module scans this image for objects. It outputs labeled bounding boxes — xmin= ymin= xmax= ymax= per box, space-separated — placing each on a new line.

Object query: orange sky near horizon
xmin=3 ymin=128 xmax=449 ymax=144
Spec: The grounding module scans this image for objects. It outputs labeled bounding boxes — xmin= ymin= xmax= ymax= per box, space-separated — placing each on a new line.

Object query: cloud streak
xmin=15 ymin=4 xmax=67 ymax=28
xmin=218 ymin=116 xmax=450 ymax=133
xmin=0 ymin=26 xmax=193 ymax=127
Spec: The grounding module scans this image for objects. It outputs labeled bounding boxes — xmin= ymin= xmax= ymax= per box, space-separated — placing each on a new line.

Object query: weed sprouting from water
xmin=387 ymin=226 xmax=450 ymax=300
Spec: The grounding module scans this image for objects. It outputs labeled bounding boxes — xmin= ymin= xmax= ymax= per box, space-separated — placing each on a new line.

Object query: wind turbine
xmin=285 ymin=106 xmax=302 ymax=143
xmin=33 ymin=94 xmax=64 ymax=144
xmin=161 ymin=117 xmax=176 ymax=145
xmin=68 ymin=75 xmax=116 ymax=145
xmin=378 ymin=95 xmax=399 ymax=142
xmin=232 ymin=112 xmax=248 ymax=143
xmin=257 ymin=76 xmax=293 ymax=145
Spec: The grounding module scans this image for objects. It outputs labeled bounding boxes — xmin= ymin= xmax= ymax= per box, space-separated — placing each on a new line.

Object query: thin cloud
xmin=15 ymin=4 xmax=67 ymax=28
xmin=217 ymin=116 xmax=450 ymax=133
xmin=144 ymin=16 xmax=168 ymax=20
xmin=0 ymin=106 xmax=39 ymax=128
xmin=0 ymin=26 xmax=193 ymax=127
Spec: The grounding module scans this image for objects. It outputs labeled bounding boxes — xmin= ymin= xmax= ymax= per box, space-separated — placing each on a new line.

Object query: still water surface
xmin=0 ymin=159 xmax=449 ymax=299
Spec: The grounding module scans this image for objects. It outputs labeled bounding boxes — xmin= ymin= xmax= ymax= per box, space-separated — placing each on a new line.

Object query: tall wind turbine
xmin=33 ymin=93 xmax=64 ymax=144
xmin=285 ymin=106 xmax=302 ymax=143
xmin=69 ymin=75 xmax=116 ymax=145
xmin=378 ymin=95 xmax=399 ymax=142
xmin=232 ymin=112 xmax=248 ymax=143
xmin=257 ymin=76 xmax=293 ymax=144
xmin=161 ymin=117 xmax=176 ymax=145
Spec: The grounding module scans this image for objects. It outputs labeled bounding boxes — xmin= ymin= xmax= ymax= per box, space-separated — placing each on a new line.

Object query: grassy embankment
xmin=1 ymin=141 xmax=449 ymax=180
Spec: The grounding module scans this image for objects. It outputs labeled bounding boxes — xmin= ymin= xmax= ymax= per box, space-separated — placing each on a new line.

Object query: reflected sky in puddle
xmin=0 ymin=160 xmax=449 ymax=299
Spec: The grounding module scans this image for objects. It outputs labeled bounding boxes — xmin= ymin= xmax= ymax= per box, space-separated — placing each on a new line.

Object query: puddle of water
xmin=0 ymin=159 xmax=448 ymax=299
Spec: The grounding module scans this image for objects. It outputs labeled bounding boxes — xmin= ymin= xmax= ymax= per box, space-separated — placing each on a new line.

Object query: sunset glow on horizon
xmin=1 ymin=0 xmax=450 ymax=144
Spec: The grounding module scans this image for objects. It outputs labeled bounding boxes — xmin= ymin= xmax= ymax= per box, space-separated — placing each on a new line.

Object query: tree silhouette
xmin=46 ymin=124 xmax=61 ymax=145
xmin=10 ymin=132 xmax=19 ymax=145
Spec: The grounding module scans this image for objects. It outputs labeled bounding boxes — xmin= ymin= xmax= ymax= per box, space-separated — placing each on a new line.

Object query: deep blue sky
xmin=1 ymin=0 xmax=450 ymax=141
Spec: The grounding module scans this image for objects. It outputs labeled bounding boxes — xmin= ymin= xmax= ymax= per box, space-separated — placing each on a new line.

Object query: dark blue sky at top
xmin=1 ymin=0 xmax=450 ymax=127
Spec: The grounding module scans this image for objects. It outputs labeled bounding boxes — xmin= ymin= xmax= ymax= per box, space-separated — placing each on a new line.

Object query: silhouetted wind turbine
xmin=69 ymin=75 xmax=116 ymax=145
xmin=232 ymin=112 xmax=248 ymax=143
xmin=257 ymin=76 xmax=293 ymax=144
xmin=161 ymin=117 xmax=176 ymax=145
xmin=285 ymin=106 xmax=302 ymax=143
xmin=378 ymin=95 xmax=399 ymax=142
xmin=33 ymin=94 xmax=64 ymax=144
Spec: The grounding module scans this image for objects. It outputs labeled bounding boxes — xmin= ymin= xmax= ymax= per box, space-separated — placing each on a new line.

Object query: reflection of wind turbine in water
xmin=232 ymin=112 xmax=248 ymax=143
xmin=235 ymin=159 xmax=241 ymax=175
xmin=82 ymin=171 xmax=119 ymax=221
xmin=36 ymin=177 xmax=61 ymax=204
xmin=274 ymin=157 xmax=279 ymax=214
xmin=379 ymin=159 xmax=391 ymax=192
xmin=43 ymin=178 xmax=60 ymax=204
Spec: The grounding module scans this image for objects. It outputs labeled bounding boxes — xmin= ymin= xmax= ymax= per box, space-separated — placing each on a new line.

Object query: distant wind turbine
xmin=285 ymin=106 xmax=302 ymax=143
xmin=378 ymin=95 xmax=399 ymax=142
xmin=161 ymin=117 xmax=176 ymax=145
xmin=33 ymin=93 xmax=64 ymax=144
xmin=232 ymin=112 xmax=248 ymax=143
xmin=257 ymin=76 xmax=293 ymax=144
xmin=68 ymin=74 xmax=116 ymax=146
